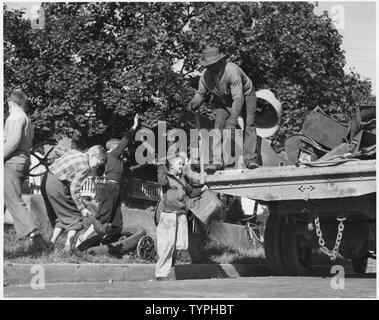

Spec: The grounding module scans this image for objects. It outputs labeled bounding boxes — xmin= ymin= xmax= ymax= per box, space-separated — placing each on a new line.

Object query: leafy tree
xmin=4 ymin=2 xmax=374 ymax=151
xmin=181 ymin=2 xmax=374 ymax=148
xmin=4 ymin=3 xmax=195 ymax=147
xmin=4 ymin=5 xmax=34 ymax=114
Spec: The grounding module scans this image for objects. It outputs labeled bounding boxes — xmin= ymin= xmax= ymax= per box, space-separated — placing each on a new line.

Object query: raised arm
xmin=110 ymin=114 xmax=139 ymax=157
xmin=187 ymin=73 xmax=208 ymax=112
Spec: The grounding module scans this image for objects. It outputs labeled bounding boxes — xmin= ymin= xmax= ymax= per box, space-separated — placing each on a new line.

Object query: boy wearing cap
xmin=187 ymin=45 xmax=259 ymax=173
xmin=4 ymin=89 xmax=52 ymax=251
xmin=77 ymin=114 xmax=139 ymax=245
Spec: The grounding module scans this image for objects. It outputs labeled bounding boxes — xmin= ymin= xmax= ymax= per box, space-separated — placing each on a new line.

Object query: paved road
xmin=4 ymin=274 xmax=376 ymax=299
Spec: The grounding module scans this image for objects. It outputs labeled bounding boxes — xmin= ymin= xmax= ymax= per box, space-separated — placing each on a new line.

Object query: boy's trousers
xmin=155 ymin=211 xmax=188 ymax=278
xmin=4 ymin=162 xmax=38 ymax=239
xmin=95 ymin=181 xmax=122 ymax=227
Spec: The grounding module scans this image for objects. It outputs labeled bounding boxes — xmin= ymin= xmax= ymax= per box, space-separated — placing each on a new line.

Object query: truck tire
xmin=264 ymin=212 xmax=286 ymax=275
xmin=281 ymin=218 xmax=312 ymax=276
xmin=352 ymin=255 xmax=368 ymax=274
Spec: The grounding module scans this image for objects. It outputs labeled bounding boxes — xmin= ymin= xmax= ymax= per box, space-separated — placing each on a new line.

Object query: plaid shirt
xmin=49 ymin=149 xmax=90 ymax=211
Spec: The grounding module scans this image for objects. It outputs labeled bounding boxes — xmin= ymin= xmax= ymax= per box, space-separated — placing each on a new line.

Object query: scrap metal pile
xmin=283 ymin=105 xmax=376 ymax=166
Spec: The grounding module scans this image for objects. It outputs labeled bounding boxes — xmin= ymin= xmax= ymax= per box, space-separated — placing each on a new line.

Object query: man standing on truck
xmin=187 ymin=45 xmax=259 ymax=173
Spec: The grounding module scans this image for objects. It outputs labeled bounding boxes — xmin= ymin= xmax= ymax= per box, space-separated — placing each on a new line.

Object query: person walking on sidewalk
xmin=4 ymin=89 xmax=52 ymax=251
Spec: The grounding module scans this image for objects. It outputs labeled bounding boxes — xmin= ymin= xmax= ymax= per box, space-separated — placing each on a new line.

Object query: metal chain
xmin=307 ymin=200 xmax=347 ymax=262
xmin=314 ymin=216 xmax=346 ymax=261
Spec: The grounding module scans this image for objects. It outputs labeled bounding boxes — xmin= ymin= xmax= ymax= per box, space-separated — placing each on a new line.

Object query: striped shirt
xmin=49 ymin=149 xmax=90 ymax=211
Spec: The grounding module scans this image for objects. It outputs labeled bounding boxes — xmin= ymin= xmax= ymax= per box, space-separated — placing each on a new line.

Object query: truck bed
xmin=205 ymin=159 xmax=376 ymax=201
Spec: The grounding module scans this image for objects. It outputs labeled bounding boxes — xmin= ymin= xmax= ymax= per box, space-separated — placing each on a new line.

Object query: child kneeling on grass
xmin=76 ymin=114 xmax=140 ymax=246
xmin=40 ymin=145 xmax=107 ymax=252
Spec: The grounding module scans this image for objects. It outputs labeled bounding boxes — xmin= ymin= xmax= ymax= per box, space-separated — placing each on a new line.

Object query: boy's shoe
xmin=246 ymin=161 xmax=260 ymax=170
xmin=30 ymin=234 xmax=54 ymax=253
xmin=204 ymin=164 xmax=223 ymax=174
xmin=155 ymin=276 xmax=170 ymax=281
xmin=75 ymin=235 xmax=85 ymax=248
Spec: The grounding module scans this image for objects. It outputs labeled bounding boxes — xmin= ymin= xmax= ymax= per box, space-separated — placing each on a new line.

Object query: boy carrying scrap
xmin=155 ymin=155 xmax=207 ymax=281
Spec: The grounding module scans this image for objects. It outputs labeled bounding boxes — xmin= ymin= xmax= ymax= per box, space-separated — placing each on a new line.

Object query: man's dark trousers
xmin=213 ymin=91 xmax=258 ymax=167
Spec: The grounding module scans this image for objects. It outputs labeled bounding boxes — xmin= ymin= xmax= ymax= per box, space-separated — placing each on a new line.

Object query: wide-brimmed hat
xmin=199 ymin=46 xmax=227 ymax=66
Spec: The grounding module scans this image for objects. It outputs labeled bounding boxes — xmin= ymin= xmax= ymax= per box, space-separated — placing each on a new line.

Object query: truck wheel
xmin=281 ymin=218 xmax=312 ymax=276
xmin=352 ymin=255 xmax=368 ymax=274
xmin=264 ymin=212 xmax=286 ymax=275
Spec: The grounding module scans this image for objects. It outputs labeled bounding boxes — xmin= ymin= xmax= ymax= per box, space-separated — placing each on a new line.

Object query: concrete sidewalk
xmin=4 ymin=261 xmax=365 ymax=286
xmin=5 ymin=276 xmax=376 ymax=299
xmin=4 ymin=263 xmax=270 ymax=285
